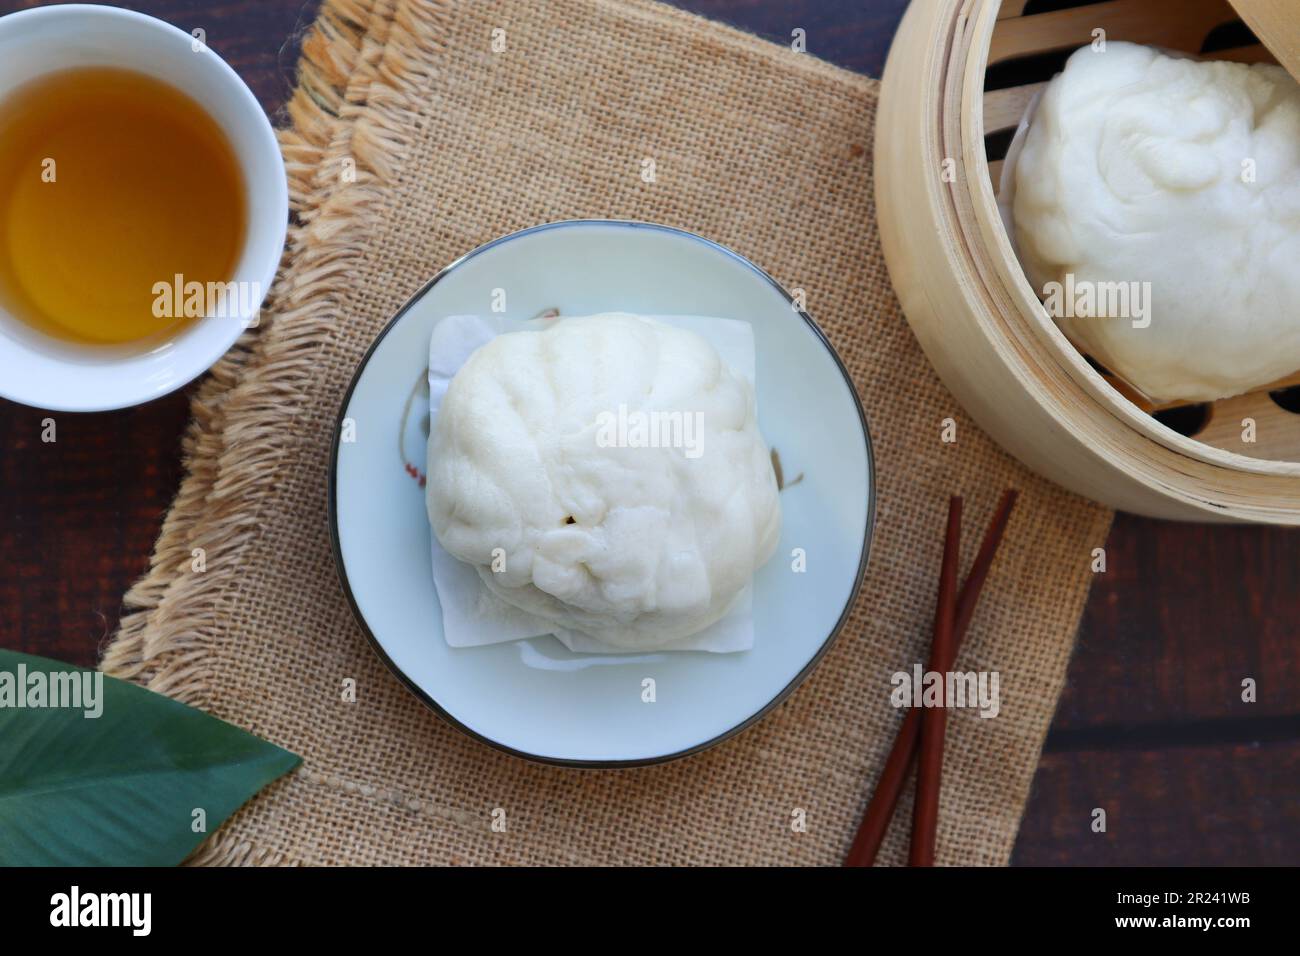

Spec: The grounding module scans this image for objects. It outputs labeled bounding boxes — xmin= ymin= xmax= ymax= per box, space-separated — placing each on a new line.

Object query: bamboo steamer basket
xmin=876 ymin=0 xmax=1300 ymax=522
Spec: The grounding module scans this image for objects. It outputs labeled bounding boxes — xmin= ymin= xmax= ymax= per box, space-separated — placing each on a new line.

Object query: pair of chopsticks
xmin=844 ymin=489 xmax=1019 ymax=867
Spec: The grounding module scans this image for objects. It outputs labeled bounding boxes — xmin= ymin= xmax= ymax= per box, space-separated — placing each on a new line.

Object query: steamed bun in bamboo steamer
xmin=1010 ymin=41 xmax=1300 ymax=403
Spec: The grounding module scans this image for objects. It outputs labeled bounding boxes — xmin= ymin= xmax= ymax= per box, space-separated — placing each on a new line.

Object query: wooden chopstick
xmin=908 ymin=497 xmax=962 ymax=865
xmin=843 ymin=489 xmax=1019 ymax=867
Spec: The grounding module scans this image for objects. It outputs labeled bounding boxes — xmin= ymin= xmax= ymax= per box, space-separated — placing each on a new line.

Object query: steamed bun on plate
xmin=1011 ymin=42 xmax=1300 ymax=403
xmin=426 ymin=313 xmax=781 ymax=650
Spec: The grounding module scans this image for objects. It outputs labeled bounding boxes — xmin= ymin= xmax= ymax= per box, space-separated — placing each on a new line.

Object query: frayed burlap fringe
xmin=103 ymin=0 xmax=430 ymax=692
xmin=100 ymin=0 xmax=443 ymax=864
xmin=184 ymin=830 xmax=298 ymax=867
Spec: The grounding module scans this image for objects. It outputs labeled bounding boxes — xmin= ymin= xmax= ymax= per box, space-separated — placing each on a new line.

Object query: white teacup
xmin=0 ymin=4 xmax=286 ymax=411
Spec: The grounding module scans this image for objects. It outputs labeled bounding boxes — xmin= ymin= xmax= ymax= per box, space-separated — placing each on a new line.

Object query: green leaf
xmin=0 ymin=648 xmax=299 ymax=866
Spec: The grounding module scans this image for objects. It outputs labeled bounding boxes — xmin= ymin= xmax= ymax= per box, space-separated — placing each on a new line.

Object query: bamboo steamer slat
xmin=876 ymin=0 xmax=1300 ymax=523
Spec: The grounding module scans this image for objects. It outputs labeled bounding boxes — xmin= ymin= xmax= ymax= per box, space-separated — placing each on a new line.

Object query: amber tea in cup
xmin=0 ymin=66 xmax=246 ymax=347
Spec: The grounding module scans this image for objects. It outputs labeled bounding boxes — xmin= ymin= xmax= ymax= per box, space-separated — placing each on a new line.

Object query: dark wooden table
xmin=1 ymin=0 xmax=1296 ymax=866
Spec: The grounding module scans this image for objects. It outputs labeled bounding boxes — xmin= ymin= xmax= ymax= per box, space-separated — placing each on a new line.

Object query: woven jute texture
xmin=101 ymin=0 xmax=1113 ymax=865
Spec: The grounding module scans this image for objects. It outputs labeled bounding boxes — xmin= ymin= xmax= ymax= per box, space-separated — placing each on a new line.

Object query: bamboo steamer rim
xmin=875 ymin=0 xmax=1300 ymax=524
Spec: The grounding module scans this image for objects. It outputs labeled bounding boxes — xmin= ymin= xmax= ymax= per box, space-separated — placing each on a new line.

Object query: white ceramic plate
xmin=330 ymin=221 xmax=874 ymax=766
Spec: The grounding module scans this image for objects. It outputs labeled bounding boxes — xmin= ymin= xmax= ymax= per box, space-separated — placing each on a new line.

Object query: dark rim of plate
xmin=327 ymin=218 xmax=877 ymax=768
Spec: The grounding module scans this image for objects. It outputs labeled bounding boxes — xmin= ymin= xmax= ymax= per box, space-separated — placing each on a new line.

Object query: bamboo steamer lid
xmin=1229 ymin=0 xmax=1300 ymax=80
xmin=876 ymin=0 xmax=1300 ymax=523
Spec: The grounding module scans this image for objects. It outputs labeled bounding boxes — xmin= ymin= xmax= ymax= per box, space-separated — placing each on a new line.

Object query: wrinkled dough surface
xmin=1013 ymin=42 xmax=1300 ymax=402
xmin=426 ymin=314 xmax=781 ymax=648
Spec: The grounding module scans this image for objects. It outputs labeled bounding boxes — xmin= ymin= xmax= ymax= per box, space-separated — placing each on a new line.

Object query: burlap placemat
xmin=101 ymin=0 xmax=1113 ymax=865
